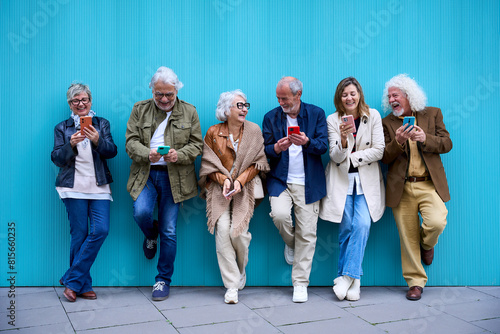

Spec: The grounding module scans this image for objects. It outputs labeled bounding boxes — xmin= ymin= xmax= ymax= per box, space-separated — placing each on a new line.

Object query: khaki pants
xmin=215 ymin=207 xmax=251 ymax=289
xmin=392 ymin=180 xmax=448 ymax=288
xmin=269 ymin=184 xmax=319 ymax=286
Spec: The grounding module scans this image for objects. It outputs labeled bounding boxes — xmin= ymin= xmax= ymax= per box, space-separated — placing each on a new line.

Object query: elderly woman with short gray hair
xmin=199 ymin=90 xmax=269 ymax=304
xmin=51 ymin=83 xmax=117 ymax=302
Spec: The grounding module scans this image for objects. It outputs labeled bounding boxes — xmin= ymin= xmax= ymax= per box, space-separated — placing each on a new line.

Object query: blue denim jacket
xmin=51 ymin=116 xmax=117 ymax=187
xmin=262 ymin=102 xmax=328 ymax=204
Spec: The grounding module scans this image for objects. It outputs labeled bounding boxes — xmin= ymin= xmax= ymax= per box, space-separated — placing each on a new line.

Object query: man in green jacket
xmin=126 ymin=66 xmax=202 ymax=301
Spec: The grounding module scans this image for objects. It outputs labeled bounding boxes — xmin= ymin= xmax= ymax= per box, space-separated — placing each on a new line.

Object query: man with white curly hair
xmin=381 ymin=74 xmax=452 ymax=301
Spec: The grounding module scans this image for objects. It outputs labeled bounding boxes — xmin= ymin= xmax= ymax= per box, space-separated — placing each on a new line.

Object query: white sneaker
xmin=239 ymin=273 xmax=246 ymax=291
xmin=333 ymin=275 xmax=354 ymax=301
xmin=224 ymin=288 xmax=238 ymax=304
xmin=346 ymin=278 xmax=361 ymax=301
xmin=284 ymin=244 xmax=294 ymax=265
xmin=292 ymin=285 xmax=308 ymax=303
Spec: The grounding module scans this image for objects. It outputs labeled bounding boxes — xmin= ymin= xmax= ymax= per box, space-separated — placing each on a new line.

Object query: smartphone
xmin=80 ymin=116 xmax=92 ymax=134
xmin=341 ymin=115 xmax=356 ymax=133
xmin=288 ymin=126 xmax=300 ymax=136
xmin=225 ymin=189 xmax=236 ymax=197
xmin=403 ymin=116 xmax=415 ymax=130
xmin=157 ymin=146 xmax=170 ymax=155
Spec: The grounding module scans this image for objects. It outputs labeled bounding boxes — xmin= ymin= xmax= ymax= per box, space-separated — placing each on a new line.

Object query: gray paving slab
xmin=277 ymin=315 xmax=386 ymax=334
xmin=310 ymin=286 xmax=406 ymax=307
xmin=2 ymin=287 xmax=55 ymax=296
xmin=376 ymin=313 xmax=489 ymax=334
xmin=442 ymin=298 xmax=500 ymax=322
xmin=0 ymin=305 xmax=70 ymax=331
xmin=76 ymin=320 xmax=177 ymax=334
xmin=418 ymin=287 xmax=496 ymax=306
xmin=0 ymin=290 xmax=60 ymax=311
xmin=162 ymin=302 xmax=255 ymax=328
xmin=1 ymin=322 xmax=75 ymax=334
xmin=345 ymin=300 xmax=443 ymax=324
xmin=240 ymin=286 xmax=324 ymax=309
xmin=471 ymin=286 xmax=500 ymax=298
xmin=67 ymin=303 xmax=165 ymax=331
xmin=55 ymin=287 xmax=150 ymax=313
xmin=146 ymin=286 xmax=225 ymax=310
xmin=254 ymin=299 xmax=346 ymax=327
xmin=177 ymin=318 xmax=281 ymax=334
xmin=471 ymin=317 xmax=500 ymax=333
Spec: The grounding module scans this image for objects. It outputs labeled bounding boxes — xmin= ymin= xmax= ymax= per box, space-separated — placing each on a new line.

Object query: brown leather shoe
xmin=63 ymin=287 xmax=76 ymax=302
xmin=406 ymin=286 xmax=423 ymax=300
xmin=421 ymin=246 xmax=434 ymax=265
xmin=78 ymin=291 xmax=97 ymax=300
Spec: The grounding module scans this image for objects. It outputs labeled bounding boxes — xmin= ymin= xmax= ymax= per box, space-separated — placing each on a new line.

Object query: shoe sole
xmin=224 ymin=299 xmax=238 ymax=304
xmin=78 ymin=295 xmax=97 ymax=300
xmin=152 ymin=296 xmax=169 ymax=301
xmin=292 ymin=298 xmax=307 ymax=303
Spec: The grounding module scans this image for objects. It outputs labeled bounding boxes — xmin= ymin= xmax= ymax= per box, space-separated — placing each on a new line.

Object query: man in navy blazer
xmin=262 ymin=77 xmax=328 ymax=303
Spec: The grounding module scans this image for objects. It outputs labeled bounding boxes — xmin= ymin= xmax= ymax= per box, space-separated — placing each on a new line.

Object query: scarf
xmin=199 ymin=120 xmax=270 ymax=237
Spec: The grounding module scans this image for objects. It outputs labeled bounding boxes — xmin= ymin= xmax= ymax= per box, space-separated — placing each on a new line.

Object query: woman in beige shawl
xmin=199 ymin=90 xmax=269 ymax=304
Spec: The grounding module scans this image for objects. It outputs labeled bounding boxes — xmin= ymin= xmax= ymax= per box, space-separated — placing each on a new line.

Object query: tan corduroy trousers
xmin=392 ymin=180 xmax=448 ymax=288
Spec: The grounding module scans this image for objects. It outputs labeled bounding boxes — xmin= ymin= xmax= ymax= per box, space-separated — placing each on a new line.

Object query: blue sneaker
xmin=152 ymin=281 xmax=169 ymax=301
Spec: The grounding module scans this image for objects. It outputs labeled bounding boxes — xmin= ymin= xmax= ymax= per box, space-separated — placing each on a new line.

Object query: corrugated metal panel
xmin=1 ymin=0 xmax=498 ymax=287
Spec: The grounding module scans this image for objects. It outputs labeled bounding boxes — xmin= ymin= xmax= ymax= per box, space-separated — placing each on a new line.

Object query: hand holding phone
xmin=288 ymin=126 xmax=300 ymax=136
xmin=157 ymin=146 xmax=170 ymax=155
xmin=403 ymin=116 xmax=415 ymax=131
xmin=341 ymin=115 xmax=356 ymax=133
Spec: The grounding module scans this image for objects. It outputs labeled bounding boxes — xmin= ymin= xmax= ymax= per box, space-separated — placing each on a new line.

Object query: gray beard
xmin=392 ymin=108 xmax=404 ymax=117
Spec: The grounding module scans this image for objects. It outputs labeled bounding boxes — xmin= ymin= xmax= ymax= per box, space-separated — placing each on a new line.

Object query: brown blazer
xmin=381 ymin=107 xmax=452 ymax=207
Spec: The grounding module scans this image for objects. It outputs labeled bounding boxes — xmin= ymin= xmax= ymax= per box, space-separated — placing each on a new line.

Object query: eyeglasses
xmin=232 ymin=102 xmax=250 ymax=110
xmin=70 ymin=98 xmax=90 ymax=106
xmin=154 ymin=92 xmax=176 ymax=99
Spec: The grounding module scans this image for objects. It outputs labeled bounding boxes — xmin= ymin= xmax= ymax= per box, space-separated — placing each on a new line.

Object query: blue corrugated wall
xmin=1 ymin=0 xmax=499 ymax=287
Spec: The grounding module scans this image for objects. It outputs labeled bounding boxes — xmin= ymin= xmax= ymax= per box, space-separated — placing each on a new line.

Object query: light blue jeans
xmin=337 ymin=188 xmax=371 ymax=279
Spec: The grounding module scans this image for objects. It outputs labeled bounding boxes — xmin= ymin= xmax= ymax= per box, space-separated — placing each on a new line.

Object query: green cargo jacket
xmin=125 ymin=98 xmax=203 ymax=202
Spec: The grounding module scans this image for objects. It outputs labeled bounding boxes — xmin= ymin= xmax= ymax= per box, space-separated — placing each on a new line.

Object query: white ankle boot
xmin=346 ymin=278 xmax=361 ymax=301
xmin=333 ymin=275 xmax=354 ymax=301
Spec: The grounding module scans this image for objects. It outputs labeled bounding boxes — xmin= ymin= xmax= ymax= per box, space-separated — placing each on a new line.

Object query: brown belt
xmin=150 ymin=165 xmax=169 ymax=171
xmin=406 ymin=176 xmax=430 ymax=182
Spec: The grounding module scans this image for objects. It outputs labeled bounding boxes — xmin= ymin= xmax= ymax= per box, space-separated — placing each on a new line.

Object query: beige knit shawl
xmin=199 ymin=120 xmax=270 ymax=237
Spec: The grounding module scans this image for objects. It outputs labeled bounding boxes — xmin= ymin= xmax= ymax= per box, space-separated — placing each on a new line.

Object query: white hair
xmin=382 ymin=74 xmax=427 ymax=113
xmin=149 ymin=66 xmax=184 ymax=91
xmin=215 ymin=89 xmax=247 ymax=122
xmin=67 ymin=83 xmax=91 ymax=103
xmin=277 ymin=77 xmax=303 ymax=95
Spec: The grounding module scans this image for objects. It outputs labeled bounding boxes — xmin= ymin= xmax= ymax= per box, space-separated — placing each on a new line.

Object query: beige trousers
xmin=392 ymin=180 xmax=448 ymax=288
xmin=215 ymin=207 xmax=252 ymax=289
xmin=269 ymin=183 xmax=319 ymax=286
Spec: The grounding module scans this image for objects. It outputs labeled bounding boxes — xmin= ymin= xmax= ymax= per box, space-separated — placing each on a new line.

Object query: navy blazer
xmin=262 ymin=102 xmax=328 ymax=204
xmin=51 ymin=116 xmax=117 ymax=188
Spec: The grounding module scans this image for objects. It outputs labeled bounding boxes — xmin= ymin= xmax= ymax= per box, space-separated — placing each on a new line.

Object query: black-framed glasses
xmin=233 ymin=102 xmax=250 ymax=110
xmin=154 ymin=92 xmax=176 ymax=99
xmin=70 ymin=98 xmax=90 ymax=106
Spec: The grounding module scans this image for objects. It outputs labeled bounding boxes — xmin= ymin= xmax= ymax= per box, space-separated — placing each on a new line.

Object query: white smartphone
xmin=225 ymin=189 xmax=236 ymax=197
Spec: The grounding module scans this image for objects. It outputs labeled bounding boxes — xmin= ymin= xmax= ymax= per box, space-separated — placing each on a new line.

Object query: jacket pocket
xmin=179 ymin=165 xmax=196 ymax=196
xmin=172 ymin=122 xmax=191 ymax=146
xmin=138 ymin=122 xmax=152 ymax=146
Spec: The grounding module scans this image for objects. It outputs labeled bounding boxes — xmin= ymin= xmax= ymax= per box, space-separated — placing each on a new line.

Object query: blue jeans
xmin=61 ymin=198 xmax=110 ymax=294
xmin=338 ymin=189 xmax=371 ymax=279
xmin=133 ymin=169 xmax=180 ymax=284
